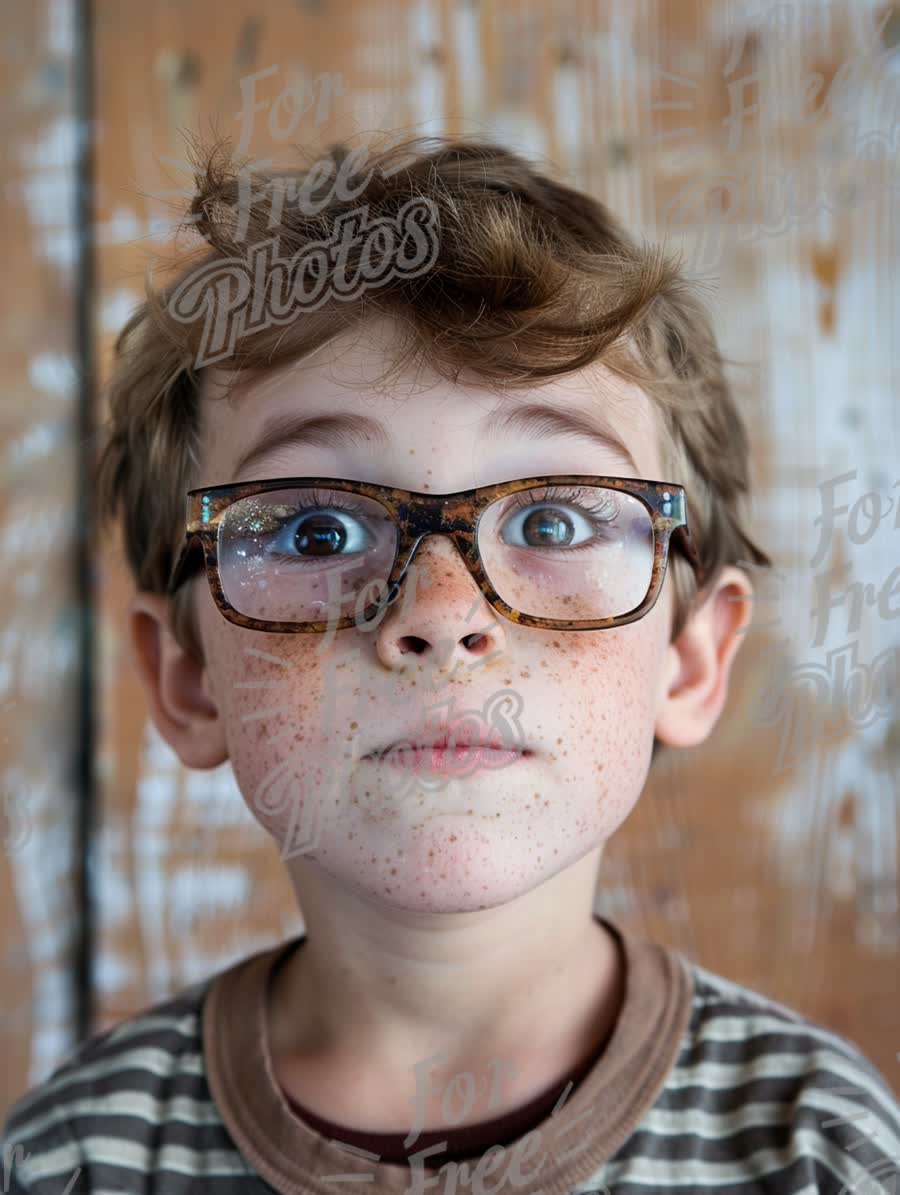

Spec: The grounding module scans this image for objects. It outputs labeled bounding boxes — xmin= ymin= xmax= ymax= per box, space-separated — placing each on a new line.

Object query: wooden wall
xmin=2 ymin=0 xmax=899 ymax=1119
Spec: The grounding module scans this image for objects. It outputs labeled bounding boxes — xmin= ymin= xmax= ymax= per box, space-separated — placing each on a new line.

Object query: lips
xmin=363 ymin=739 xmax=530 ymax=778
xmin=363 ymin=719 xmax=527 ymax=758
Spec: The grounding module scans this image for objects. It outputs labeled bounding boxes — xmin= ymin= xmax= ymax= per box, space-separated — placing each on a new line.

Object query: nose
xmin=373 ymin=534 xmax=507 ymax=675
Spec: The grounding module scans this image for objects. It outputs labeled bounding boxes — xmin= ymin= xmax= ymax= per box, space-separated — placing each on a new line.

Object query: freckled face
xmin=191 ymin=316 xmax=675 ymax=913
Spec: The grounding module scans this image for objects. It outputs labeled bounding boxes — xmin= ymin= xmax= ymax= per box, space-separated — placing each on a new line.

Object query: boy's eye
xmin=497 ymin=491 xmax=620 ymax=552
xmin=224 ymin=492 xmax=385 ymax=567
xmin=272 ymin=507 xmax=372 ymax=560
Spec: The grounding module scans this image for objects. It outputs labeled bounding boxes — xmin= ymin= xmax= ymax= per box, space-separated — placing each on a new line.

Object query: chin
xmin=303 ymin=820 xmax=594 ymax=914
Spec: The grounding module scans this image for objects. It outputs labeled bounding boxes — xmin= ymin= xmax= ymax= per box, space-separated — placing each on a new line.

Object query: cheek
xmin=529 ymin=621 xmax=666 ymax=835
xmin=198 ymin=599 xmax=349 ymax=853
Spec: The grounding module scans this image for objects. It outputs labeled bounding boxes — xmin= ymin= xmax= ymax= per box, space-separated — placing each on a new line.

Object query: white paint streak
xmin=184 ymin=758 xmax=255 ymax=828
xmin=452 ymin=0 xmax=483 ymax=121
xmin=8 ymin=772 xmax=79 ymax=1083
xmin=47 ymin=0 xmax=75 ymax=57
xmin=489 ymin=109 xmax=547 ymax=159
xmin=95 ymin=953 xmax=138 ymax=995
xmin=0 ymin=500 xmax=75 ymax=558
xmin=93 ymin=207 xmax=142 ymax=246
xmin=27 ymin=353 xmax=76 ymax=400
xmin=169 ymin=867 xmax=250 ymax=931
xmin=411 ymin=0 xmax=444 ymax=137
xmin=99 ymin=290 xmax=141 ymax=333
xmin=133 ymin=721 xmax=182 ymax=1001
xmin=552 ymin=53 xmax=581 ymax=165
xmin=5 ymin=419 xmax=66 ymax=472
xmin=604 ymin=4 xmax=645 ymax=228
xmin=15 ymin=117 xmax=78 ymax=269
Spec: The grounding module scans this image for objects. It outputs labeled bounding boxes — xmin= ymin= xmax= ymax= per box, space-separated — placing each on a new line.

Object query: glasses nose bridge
xmin=396 ymin=492 xmax=479 ymax=573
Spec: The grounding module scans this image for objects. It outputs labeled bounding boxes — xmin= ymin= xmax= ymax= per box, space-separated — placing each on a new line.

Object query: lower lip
xmin=363 ymin=745 xmax=531 ymax=775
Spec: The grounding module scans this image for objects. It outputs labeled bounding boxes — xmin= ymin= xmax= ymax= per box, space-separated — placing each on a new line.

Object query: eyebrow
xmin=231 ymin=401 xmax=641 ymax=481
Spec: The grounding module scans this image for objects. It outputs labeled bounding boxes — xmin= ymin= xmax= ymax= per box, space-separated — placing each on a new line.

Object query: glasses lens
xmin=218 ymin=487 xmax=398 ymax=623
xmin=477 ymin=484 xmax=655 ymax=621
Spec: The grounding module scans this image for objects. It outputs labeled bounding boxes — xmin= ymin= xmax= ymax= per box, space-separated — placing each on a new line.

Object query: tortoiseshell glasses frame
xmin=166 ymin=474 xmax=705 ymax=634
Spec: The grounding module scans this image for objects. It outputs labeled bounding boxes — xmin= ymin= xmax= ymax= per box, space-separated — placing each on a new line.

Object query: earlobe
xmin=654 ymin=565 xmax=755 ymax=750
xmin=126 ymin=591 xmax=229 ymax=770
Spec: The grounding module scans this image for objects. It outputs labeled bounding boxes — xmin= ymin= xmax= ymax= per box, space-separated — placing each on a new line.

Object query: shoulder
xmin=1 ymin=972 xmax=252 ymax=1193
xmin=643 ymin=959 xmax=900 ymax=1192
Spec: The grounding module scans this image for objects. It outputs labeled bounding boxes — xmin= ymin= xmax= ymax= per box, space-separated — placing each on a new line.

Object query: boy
xmin=3 ymin=135 xmax=899 ymax=1193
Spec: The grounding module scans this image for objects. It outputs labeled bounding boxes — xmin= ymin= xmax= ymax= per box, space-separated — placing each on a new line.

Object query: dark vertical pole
xmin=72 ymin=0 xmax=96 ymax=1045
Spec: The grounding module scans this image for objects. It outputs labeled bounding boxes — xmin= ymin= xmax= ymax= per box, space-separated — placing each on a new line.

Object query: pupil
xmin=297 ymin=515 xmax=346 ymax=556
xmin=523 ymin=506 xmax=573 ymax=547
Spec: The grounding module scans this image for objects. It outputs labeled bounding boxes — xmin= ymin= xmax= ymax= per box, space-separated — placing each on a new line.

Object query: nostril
xmin=461 ymin=632 xmax=489 ymax=651
xmin=397 ymin=636 xmax=429 ymax=656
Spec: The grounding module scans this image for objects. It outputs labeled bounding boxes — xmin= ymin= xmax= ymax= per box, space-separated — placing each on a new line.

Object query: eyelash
xmin=505 ymin=485 xmax=618 ymax=521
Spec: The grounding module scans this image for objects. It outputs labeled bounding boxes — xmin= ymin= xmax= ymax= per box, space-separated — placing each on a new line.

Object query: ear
xmin=654 ymin=564 xmax=755 ymax=749
xmin=126 ymin=590 xmax=229 ymax=770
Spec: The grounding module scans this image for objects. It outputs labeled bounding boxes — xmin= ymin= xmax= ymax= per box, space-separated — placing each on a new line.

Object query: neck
xmin=266 ymin=848 xmax=626 ymax=1132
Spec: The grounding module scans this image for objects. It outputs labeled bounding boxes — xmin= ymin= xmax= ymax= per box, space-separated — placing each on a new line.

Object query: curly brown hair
xmin=93 ymin=132 xmax=771 ymax=669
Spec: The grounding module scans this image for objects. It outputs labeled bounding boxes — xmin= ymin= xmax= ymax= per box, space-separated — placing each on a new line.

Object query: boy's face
xmin=142 ymin=314 xmax=748 ymax=913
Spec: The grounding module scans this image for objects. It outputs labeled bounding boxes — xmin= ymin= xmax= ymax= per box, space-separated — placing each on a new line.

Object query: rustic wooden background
xmin=2 ymin=0 xmax=899 ymax=1120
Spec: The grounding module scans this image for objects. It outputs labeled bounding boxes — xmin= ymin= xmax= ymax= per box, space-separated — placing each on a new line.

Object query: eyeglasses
xmin=166 ymin=475 xmax=704 ymax=633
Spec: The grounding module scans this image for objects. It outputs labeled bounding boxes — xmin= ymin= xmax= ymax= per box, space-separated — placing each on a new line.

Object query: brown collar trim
xmin=203 ymin=916 xmax=694 ymax=1195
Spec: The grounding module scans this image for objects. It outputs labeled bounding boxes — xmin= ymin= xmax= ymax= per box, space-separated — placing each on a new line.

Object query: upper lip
xmin=364 ymin=720 xmax=529 ymax=756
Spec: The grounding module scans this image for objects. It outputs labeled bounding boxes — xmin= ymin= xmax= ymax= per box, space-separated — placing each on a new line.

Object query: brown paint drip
xmin=837 ymin=791 xmax=856 ymax=829
xmin=811 ymin=243 xmax=841 ymax=336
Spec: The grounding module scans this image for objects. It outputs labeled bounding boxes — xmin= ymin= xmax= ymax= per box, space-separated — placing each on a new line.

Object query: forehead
xmin=197 ymin=316 xmax=665 ymax=488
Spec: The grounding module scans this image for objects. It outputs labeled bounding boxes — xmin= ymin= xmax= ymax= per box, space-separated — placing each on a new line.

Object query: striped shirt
xmin=3 ymin=914 xmax=899 ymax=1193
